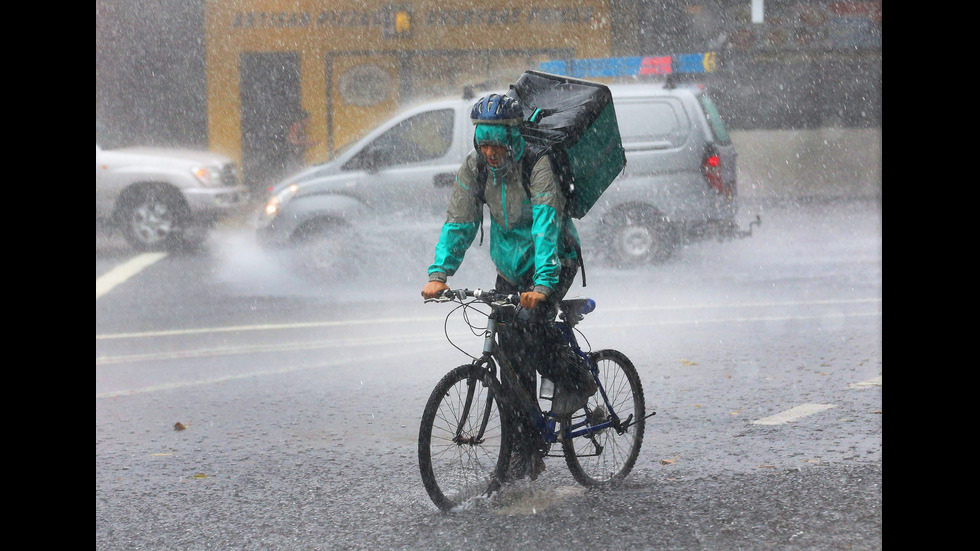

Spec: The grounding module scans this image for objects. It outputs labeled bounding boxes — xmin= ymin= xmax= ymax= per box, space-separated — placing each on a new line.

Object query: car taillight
xmin=703 ymin=148 xmax=724 ymax=194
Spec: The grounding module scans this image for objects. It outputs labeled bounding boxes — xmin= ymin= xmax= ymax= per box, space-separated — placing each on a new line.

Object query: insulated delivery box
xmin=507 ymin=70 xmax=627 ymax=219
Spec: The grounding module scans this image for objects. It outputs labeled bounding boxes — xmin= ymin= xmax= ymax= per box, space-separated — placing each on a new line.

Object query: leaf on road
xmin=174 ymin=422 xmax=188 ymax=431
xmin=190 ymin=473 xmax=209 ymax=479
xmin=757 ymin=464 xmax=777 ymax=469
xmin=730 ymin=408 xmax=741 ymax=415
xmin=680 ymin=359 xmax=698 ymax=366
xmin=660 ymin=455 xmax=679 ymax=465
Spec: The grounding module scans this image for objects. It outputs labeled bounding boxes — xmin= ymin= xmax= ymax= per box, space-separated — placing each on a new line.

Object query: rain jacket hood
xmin=474 ymin=124 xmax=526 ymax=161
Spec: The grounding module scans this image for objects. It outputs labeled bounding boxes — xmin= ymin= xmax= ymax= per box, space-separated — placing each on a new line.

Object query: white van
xmin=256 ymin=81 xmax=744 ymax=264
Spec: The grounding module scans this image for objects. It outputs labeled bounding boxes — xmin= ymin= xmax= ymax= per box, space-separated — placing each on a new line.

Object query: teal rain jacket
xmin=427 ymin=131 xmax=580 ymax=297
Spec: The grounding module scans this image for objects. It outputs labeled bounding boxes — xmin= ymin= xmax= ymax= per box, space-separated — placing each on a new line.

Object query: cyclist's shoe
xmin=507 ymin=451 xmax=530 ymax=481
xmin=528 ymin=451 xmax=546 ymax=481
xmin=507 ymin=450 xmax=546 ymax=481
xmin=507 ymin=433 xmax=547 ymax=481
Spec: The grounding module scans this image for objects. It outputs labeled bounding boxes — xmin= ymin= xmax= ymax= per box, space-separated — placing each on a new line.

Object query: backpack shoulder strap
xmin=520 ymin=143 xmax=587 ymax=288
xmin=519 ymin=143 xmax=548 ymax=197
xmin=474 ymin=154 xmax=488 ymax=203
xmin=471 ymin=154 xmax=487 ymax=246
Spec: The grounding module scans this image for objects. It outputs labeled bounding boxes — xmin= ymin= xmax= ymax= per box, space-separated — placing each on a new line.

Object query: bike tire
xmin=418 ymin=364 xmax=513 ymax=511
xmin=562 ymin=349 xmax=646 ymax=487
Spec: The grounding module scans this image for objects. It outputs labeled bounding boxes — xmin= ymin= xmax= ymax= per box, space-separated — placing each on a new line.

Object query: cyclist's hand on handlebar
xmin=520 ymin=291 xmax=547 ymax=309
xmin=422 ymin=281 xmax=450 ymax=299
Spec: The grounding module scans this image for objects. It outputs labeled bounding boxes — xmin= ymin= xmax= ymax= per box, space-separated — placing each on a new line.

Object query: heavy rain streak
xmin=97 ymin=1 xmax=881 ymax=549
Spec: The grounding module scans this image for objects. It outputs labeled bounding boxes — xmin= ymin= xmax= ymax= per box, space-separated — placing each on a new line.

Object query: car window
xmin=698 ymin=92 xmax=731 ymax=145
xmin=343 ymin=109 xmax=454 ymax=171
xmin=616 ymin=99 xmax=689 ymax=147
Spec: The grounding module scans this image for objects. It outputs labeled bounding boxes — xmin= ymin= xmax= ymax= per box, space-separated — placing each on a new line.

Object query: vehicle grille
xmin=219 ymin=163 xmax=240 ymax=187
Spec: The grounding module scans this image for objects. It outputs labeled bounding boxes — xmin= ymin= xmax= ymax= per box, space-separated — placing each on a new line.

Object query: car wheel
xmin=119 ymin=187 xmax=190 ymax=252
xmin=285 ymin=217 xmax=354 ymax=280
xmin=289 ymin=216 xmax=346 ymax=245
xmin=608 ymin=208 xmax=676 ymax=266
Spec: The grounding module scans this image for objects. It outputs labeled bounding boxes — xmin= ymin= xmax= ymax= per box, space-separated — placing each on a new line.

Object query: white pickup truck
xmin=96 ymin=143 xmax=247 ymax=251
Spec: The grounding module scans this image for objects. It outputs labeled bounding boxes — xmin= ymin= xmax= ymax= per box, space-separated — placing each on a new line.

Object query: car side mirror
xmin=363 ymin=148 xmax=387 ymax=173
xmin=433 ymin=173 xmax=454 ymax=188
xmin=347 ymin=147 xmax=388 ymax=173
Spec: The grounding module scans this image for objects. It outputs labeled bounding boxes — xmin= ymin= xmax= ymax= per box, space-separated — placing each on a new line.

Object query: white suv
xmin=96 ymin=143 xmax=246 ymax=251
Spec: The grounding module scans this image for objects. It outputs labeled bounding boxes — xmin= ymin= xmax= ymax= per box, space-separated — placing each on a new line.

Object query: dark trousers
xmin=494 ymin=265 xmax=578 ymax=452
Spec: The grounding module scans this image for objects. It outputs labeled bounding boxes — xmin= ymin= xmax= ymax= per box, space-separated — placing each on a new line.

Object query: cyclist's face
xmin=479 ymin=143 xmax=508 ymax=167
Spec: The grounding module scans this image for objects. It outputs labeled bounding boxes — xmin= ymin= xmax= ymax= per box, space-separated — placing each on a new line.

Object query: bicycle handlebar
xmin=431 ymin=288 xmax=520 ymax=305
xmin=426 ymin=288 xmax=596 ymax=316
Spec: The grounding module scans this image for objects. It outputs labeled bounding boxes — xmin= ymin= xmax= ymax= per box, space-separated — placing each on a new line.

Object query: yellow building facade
xmin=204 ymin=0 xmax=612 ymax=189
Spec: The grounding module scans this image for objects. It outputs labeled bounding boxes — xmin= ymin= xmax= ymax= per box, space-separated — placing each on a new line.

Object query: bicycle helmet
xmin=470 ymin=94 xmax=523 ymax=126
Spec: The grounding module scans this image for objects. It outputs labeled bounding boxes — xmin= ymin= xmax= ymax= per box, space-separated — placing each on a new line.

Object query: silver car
xmin=257 ymin=81 xmax=743 ymax=265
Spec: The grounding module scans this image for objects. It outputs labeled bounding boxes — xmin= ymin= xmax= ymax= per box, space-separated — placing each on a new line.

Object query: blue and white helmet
xmin=470 ymin=94 xmax=523 ymax=126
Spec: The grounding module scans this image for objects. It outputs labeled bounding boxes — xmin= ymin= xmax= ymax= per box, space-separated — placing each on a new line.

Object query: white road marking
xmin=96 ymin=332 xmax=449 ymax=365
xmin=848 ymin=375 xmax=882 ymax=388
xmin=96 ymin=348 xmax=415 ymax=399
xmin=96 ymin=297 xmax=881 ymax=341
xmin=751 ymin=403 xmax=836 ymax=425
xmin=606 ymin=298 xmax=880 ymax=312
xmin=96 ymin=253 xmax=167 ymax=299
xmin=96 ymin=315 xmax=446 ymax=340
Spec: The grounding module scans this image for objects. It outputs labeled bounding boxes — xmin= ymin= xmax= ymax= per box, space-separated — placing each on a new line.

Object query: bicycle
xmin=418 ymin=287 xmax=654 ymax=511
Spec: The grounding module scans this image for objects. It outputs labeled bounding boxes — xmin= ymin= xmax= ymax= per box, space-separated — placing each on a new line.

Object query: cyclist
xmin=421 ymin=93 xmax=597 ymax=480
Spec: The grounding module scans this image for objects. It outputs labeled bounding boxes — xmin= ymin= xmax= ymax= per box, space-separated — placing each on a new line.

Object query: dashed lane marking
xmin=848 ymin=375 xmax=882 ymax=388
xmin=751 ymin=403 xmax=836 ymax=425
xmin=96 ymin=253 xmax=167 ymax=299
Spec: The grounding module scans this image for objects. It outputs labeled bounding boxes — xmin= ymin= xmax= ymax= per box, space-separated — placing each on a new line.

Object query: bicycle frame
xmin=471 ymin=297 xmax=631 ymax=449
xmin=552 ymin=319 xmax=634 ymax=440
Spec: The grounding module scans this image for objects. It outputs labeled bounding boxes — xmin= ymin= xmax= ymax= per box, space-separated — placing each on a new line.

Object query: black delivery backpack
xmin=506 ymin=70 xmax=627 ymax=219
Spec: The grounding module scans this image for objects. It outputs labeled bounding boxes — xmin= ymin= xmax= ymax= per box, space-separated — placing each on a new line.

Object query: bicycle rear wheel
xmin=562 ymin=349 xmax=646 ymax=487
xmin=418 ymin=364 xmax=512 ymax=511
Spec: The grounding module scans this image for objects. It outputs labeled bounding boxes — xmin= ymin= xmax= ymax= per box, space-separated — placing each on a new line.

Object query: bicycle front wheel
xmin=562 ymin=349 xmax=646 ymax=487
xmin=418 ymin=364 xmax=512 ymax=511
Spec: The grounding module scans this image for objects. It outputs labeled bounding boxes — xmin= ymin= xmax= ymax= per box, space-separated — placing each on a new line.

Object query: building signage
xmin=230 ymin=7 xmax=598 ymax=29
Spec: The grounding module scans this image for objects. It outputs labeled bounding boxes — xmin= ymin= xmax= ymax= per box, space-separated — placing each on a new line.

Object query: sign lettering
xmin=230 ymin=8 xmax=597 ymax=29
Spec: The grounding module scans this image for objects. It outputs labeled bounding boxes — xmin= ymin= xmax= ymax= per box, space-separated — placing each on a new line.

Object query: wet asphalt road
xmin=96 ymin=197 xmax=881 ymax=550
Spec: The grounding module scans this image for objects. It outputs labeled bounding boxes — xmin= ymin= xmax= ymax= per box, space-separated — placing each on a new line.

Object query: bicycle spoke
xmin=562 ymin=350 xmax=645 ymax=487
xmin=419 ymin=365 xmax=509 ymax=510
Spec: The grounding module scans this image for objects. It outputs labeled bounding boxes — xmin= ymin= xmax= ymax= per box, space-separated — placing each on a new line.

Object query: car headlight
xmin=191 ymin=165 xmax=221 ymax=187
xmin=264 ymin=184 xmax=299 ymax=217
